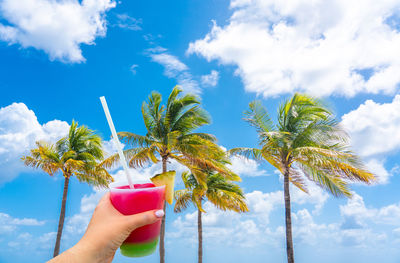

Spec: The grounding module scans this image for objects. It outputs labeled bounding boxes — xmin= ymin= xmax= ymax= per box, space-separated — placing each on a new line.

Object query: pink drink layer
xmin=110 ymin=183 xmax=165 ymax=257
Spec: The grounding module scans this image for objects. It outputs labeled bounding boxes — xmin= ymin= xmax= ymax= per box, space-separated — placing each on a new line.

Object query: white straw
xmin=100 ymin=96 xmax=134 ymax=189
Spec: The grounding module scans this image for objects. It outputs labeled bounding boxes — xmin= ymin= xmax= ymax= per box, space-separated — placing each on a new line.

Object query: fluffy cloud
xmin=244 ymin=190 xmax=282 ymax=224
xmin=340 ymin=193 xmax=376 ymax=229
xmin=0 ymin=103 xmax=69 ymax=184
xmin=170 ymin=201 xmax=271 ymax=248
xmin=0 ymin=212 xmax=45 ymax=234
xmin=188 ymin=0 xmax=400 ymax=97
xmin=290 ymin=179 xmax=329 ymax=214
xmin=340 ymin=193 xmax=400 ymax=229
xmin=341 ymin=95 xmax=400 ymax=157
xmin=64 ymin=189 xmax=105 ymax=237
xmin=0 ymin=0 xmax=116 ymax=63
xmin=228 ymin=155 xmax=268 ymax=177
xmin=171 ymin=190 xmax=397 ymax=251
xmin=7 ymin=231 xmax=56 ymax=251
xmin=171 ymin=184 xmax=330 ymax=248
xmin=341 ymin=95 xmax=400 ymax=184
xmin=201 ymin=70 xmax=219 ymax=87
xmin=363 ymin=159 xmax=391 ymax=184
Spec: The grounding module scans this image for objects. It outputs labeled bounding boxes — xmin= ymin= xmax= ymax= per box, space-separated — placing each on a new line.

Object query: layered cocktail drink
xmin=109 ymin=180 xmax=165 ymax=257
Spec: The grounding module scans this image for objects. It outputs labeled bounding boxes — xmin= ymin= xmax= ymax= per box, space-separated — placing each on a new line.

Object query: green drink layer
xmin=120 ymin=238 xmax=159 ymax=257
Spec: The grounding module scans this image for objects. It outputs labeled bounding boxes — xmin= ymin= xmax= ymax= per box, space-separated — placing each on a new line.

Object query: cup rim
xmin=109 ymin=180 xmax=165 ymax=192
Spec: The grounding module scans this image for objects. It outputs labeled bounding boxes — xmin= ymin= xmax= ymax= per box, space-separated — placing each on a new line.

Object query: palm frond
xmin=64 ymin=159 xmax=85 ymax=172
xmin=228 ymin=147 xmax=264 ymax=161
xmin=100 ymin=148 xmax=147 ymax=168
xmin=118 ymin=132 xmax=154 ymax=147
xmin=75 ymin=165 xmax=114 ymax=188
xmin=174 ymin=189 xmax=193 ymax=212
xmin=22 ymin=141 xmax=62 ymax=176
xmin=171 ymin=105 xmax=210 ymax=134
xmin=128 ymin=147 xmax=159 ymax=168
xmin=180 ymin=171 xmax=198 ymax=189
xmin=294 ymin=147 xmax=375 ymax=183
xmin=300 ymin=164 xmax=352 ymax=197
xmin=165 ymin=86 xmax=202 ymax=130
xmin=244 ymin=100 xmax=275 ymax=134
xmin=287 ymin=168 xmax=308 ymax=193
xmin=180 ymin=133 xmax=217 ymax=142
xmin=60 ymin=150 xmax=76 ymax=162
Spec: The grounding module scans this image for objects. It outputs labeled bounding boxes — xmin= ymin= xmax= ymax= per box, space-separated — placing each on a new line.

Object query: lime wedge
xmin=151 ymin=171 xmax=176 ymax=204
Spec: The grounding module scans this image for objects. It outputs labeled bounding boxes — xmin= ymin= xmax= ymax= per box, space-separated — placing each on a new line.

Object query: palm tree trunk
xmin=198 ymin=208 xmax=203 ymax=263
xmin=283 ymin=169 xmax=294 ymax=263
xmin=53 ymin=175 xmax=69 ymax=257
xmin=159 ymin=156 xmax=167 ymax=263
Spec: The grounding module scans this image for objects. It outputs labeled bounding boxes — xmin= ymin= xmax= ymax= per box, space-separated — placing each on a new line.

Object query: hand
xmin=49 ymin=192 xmax=164 ymax=263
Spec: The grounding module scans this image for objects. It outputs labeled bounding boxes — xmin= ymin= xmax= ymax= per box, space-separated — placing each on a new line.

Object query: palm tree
xmin=103 ymin=86 xmax=236 ymax=263
xmin=230 ymin=93 xmax=375 ymax=263
xmin=22 ymin=121 xmax=113 ymax=257
xmin=174 ymin=171 xmax=248 ymax=263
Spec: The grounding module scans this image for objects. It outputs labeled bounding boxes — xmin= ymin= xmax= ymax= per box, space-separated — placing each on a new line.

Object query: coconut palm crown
xmin=103 ymin=86 xmax=237 ymax=183
xmin=22 ymin=120 xmax=113 ymax=257
xmin=174 ymin=171 xmax=248 ymax=263
xmin=175 ymin=171 xmax=248 ymax=213
xmin=229 ymin=93 xmax=375 ymax=263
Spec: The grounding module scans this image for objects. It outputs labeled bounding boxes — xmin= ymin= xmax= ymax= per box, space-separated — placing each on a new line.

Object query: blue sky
xmin=1 ymin=0 xmax=400 ymax=262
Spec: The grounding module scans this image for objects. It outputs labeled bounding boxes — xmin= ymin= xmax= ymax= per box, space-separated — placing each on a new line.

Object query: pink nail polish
xmin=155 ymin=210 xmax=164 ymax=218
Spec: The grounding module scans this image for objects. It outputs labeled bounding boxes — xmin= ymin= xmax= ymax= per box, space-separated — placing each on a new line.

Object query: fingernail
xmin=155 ymin=210 xmax=164 ymax=218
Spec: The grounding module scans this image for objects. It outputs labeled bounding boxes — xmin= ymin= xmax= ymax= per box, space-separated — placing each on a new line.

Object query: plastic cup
xmin=109 ymin=180 xmax=165 ymax=257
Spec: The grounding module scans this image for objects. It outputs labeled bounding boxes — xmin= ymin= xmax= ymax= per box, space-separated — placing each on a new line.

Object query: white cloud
xmin=201 ymin=70 xmax=219 ymax=87
xmin=170 ymin=188 xmax=400 ymax=251
xmin=341 ymin=95 xmax=400 ymax=184
xmin=0 ymin=212 xmax=45 ymax=234
xmin=291 ymin=209 xmax=337 ymax=245
xmin=0 ymin=103 xmax=69 ymax=184
xmin=394 ymin=228 xmax=400 ymax=238
xmin=341 ymin=95 xmax=400 ymax=157
xmin=340 ymin=193 xmax=376 ymax=229
xmin=340 ymin=193 xmax=400 ymax=228
xmin=170 ymin=186 xmax=330 ymax=248
xmin=188 ymin=0 xmax=400 ymax=97
xmin=148 ymin=48 xmax=188 ymax=77
xmin=171 ymin=201 xmax=269 ymax=248
xmin=147 ymin=47 xmax=201 ymax=94
xmin=65 ymin=189 xmax=106 ymax=236
xmin=228 ymin=155 xmax=268 ymax=177
xmin=101 ymin=138 xmax=122 ymax=159
xmin=364 ymin=158 xmax=391 ymax=184
xmin=377 ymin=203 xmax=400 ymax=225
xmin=290 ymin=179 xmax=329 ymax=214
xmin=0 ymin=0 xmax=116 ymax=63
xmin=114 ymin=14 xmax=142 ymax=31
xmin=245 ymin=190 xmax=282 ymax=224
xmin=130 ymin=64 xmax=139 ymax=74
xmin=7 ymin=231 xmax=56 ymax=251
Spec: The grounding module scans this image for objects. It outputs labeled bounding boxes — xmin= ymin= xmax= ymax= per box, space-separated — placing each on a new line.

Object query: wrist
xmin=67 ymin=239 xmax=98 ymax=263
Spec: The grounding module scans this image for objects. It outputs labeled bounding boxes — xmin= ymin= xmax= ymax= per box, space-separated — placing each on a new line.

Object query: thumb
xmin=125 ymin=209 xmax=165 ymax=231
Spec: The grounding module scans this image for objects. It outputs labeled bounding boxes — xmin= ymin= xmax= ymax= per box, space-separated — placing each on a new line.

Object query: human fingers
xmin=124 ymin=209 xmax=164 ymax=231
